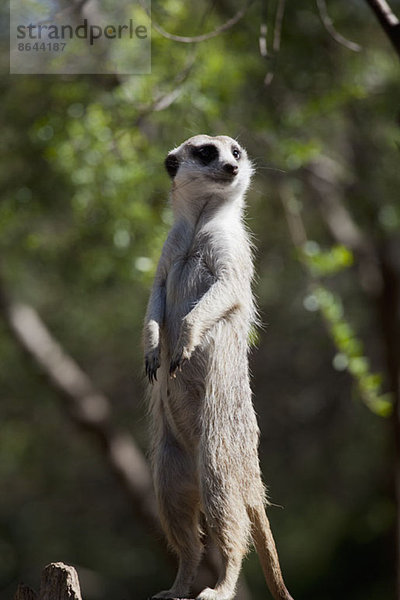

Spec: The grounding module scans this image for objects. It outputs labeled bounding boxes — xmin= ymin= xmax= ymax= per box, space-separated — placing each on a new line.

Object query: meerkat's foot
xmin=151 ymin=588 xmax=192 ymax=599
xmin=149 ymin=590 xmax=183 ymax=600
xmin=196 ymin=587 xmax=234 ymax=600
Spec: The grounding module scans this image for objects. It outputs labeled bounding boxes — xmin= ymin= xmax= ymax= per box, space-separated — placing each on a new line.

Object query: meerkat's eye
xmin=192 ymin=144 xmax=218 ymax=165
xmin=232 ymin=147 xmax=241 ymax=160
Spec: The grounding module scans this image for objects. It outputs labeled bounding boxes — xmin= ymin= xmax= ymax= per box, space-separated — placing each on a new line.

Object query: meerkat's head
xmin=165 ymin=135 xmax=254 ymax=205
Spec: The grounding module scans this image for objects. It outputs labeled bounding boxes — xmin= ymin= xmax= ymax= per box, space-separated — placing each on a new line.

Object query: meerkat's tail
xmin=248 ymin=505 xmax=294 ymax=600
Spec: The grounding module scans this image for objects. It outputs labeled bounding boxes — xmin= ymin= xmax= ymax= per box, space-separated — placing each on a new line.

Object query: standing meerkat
xmin=143 ymin=134 xmax=293 ymax=600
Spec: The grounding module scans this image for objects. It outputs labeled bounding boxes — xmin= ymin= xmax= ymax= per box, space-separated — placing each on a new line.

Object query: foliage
xmin=313 ymin=285 xmax=392 ymax=417
xmin=299 ymin=242 xmax=392 ymax=417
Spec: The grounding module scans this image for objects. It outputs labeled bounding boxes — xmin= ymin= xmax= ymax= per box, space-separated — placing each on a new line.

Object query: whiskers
xmin=250 ymin=156 xmax=287 ymax=175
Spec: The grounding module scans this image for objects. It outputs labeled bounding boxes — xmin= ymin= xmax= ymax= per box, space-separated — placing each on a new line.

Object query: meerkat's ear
xmin=165 ymin=153 xmax=179 ymax=178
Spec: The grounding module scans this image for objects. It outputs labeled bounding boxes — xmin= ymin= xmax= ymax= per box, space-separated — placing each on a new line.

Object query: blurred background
xmin=1 ymin=1 xmax=400 ymax=599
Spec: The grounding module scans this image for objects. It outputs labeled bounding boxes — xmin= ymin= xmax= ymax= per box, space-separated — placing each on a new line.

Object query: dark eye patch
xmin=165 ymin=153 xmax=179 ymax=178
xmin=191 ymin=144 xmax=219 ymax=165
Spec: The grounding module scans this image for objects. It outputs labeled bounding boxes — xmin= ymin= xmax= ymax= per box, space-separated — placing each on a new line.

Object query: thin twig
xmin=134 ymin=51 xmax=197 ymax=126
xmin=272 ymin=0 xmax=287 ymax=53
xmin=140 ymin=0 xmax=255 ymax=43
xmin=259 ymin=0 xmax=270 ymax=57
xmin=264 ymin=0 xmax=287 ymax=86
xmin=259 ymin=22 xmax=268 ymax=57
xmin=316 ymin=0 xmax=362 ymax=52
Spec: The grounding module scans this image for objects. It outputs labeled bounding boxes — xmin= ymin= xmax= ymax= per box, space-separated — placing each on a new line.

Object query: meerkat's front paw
xmin=145 ymin=347 xmax=160 ymax=383
xmin=169 ymin=344 xmax=192 ymax=378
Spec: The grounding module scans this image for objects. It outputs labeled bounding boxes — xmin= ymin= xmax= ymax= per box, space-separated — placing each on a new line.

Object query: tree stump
xmin=14 ymin=563 xmax=82 ymax=600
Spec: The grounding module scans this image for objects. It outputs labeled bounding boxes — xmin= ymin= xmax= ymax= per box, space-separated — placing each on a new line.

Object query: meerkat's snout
xmin=222 ymin=162 xmax=239 ymax=176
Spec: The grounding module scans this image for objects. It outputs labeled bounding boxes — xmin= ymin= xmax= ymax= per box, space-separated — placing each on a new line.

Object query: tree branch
xmin=364 ymin=0 xmax=400 ymax=59
xmin=316 ymin=0 xmax=361 ymax=52
xmin=264 ymin=0 xmax=287 ymax=85
xmin=0 ymin=290 xmax=159 ymax=531
xmin=272 ymin=0 xmax=287 ymax=54
xmin=134 ymin=52 xmax=197 ymax=127
xmin=259 ymin=0 xmax=270 ymax=57
xmin=140 ymin=0 xmax=255 ymax=43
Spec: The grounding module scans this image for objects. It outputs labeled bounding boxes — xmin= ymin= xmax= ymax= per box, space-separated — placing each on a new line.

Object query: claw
xmin=169 ymin=360 xmax=178 ymax=378
xmin=145 ymin=353 xmax=160 ymax=384
xmin=169 ymin=354 xmax=187 ymax=378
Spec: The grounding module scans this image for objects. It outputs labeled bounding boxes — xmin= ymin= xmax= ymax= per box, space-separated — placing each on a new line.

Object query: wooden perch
xmin=14 ymin=563 xmax=82 ymax=600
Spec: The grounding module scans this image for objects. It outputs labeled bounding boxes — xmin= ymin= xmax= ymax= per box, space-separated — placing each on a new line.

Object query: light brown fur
xmin=143 ymin=135 xmax=293 ymax=600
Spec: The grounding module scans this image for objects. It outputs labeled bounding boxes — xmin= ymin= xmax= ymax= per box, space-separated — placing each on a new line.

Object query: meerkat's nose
xmin=223 ymin=163 xmax=239 ymax=176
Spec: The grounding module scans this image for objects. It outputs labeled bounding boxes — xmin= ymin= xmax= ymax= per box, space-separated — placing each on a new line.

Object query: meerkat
xmin=143 ymin=134 xmax=293 ymax=600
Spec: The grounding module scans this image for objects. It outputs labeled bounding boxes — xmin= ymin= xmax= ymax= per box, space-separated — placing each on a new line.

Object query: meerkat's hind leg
xmin=195 ymin=552 xmax=243 ymax=600
xmin=152 ymin=441 xmax=204 ymax=600
xmin=151 ymin=506 xmax=203 ymax=600
xmin=197 ymin=485 xmax=250 ymax=600
xmin=151 ymin=541 xmax=203 ymax=600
